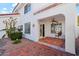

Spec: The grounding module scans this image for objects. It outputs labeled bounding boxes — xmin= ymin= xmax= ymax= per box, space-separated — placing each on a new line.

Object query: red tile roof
xmin=0 ymin=13 xmax=19 ymax=16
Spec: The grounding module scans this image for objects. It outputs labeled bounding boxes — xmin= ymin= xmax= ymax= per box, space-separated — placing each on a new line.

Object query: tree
xmin=3 ymin=17 xmax=17 ymax=38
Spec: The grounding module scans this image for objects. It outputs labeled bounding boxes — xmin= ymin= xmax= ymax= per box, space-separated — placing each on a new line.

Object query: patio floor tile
xmin=1 ymin=38 xmax=74 ymax=56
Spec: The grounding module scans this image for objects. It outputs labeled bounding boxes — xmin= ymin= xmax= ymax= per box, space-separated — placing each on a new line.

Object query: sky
xmin=0 ymin=3 xmax=17 ymax=14
xmin=0 ymin=3 xmax=79 ymax=15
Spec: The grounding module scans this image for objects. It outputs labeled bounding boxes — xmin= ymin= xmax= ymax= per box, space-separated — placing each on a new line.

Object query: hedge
xmin=10 ymin=31 xmax=22 ymax=40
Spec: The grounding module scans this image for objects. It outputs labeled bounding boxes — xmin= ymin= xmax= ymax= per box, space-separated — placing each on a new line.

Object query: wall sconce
xmin=32 ymin=24 xmax=35 ymax=27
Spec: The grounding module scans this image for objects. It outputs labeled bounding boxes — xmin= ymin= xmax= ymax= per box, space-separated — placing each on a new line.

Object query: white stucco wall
xmin=75 ymin=16 xmax=79 ymax=38
xmin=64 ymin=4 xmax=76 ymax=54
xmin=32 ymin=4 xmax=76 ymax=54
xmin=14 ymin=3 xmax=77 ymax=54
xmin=0 ymin=18 xmax=6 ymax=38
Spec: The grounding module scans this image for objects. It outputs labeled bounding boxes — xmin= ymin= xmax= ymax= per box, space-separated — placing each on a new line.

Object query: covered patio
xmin=38 ymin=14 xmax=65 ymax=49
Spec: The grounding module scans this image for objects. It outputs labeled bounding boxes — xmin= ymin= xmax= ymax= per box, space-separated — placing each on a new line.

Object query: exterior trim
xmin=0 ymin=13 xmax=19 ymax=16
xmin=12 ymin=3 xmax=19 ymax=12
xmin=33 ymin=3 xmax=61 ymax=15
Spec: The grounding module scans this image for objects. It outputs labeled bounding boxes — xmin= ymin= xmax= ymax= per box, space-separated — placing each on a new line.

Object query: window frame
xmin=24 ymin=22 xmax=31 ymax=34
xmin=24 ymin=4 xmax=31 ymax=14
xmin=51 ymin=23 xmax=62 ymax=34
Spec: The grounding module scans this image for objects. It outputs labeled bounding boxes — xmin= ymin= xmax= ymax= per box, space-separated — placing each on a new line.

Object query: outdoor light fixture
xmin=52 ymin=18 xmax=58 ymax=25
xmin=32 ymin=24 xmax=35 ymax=27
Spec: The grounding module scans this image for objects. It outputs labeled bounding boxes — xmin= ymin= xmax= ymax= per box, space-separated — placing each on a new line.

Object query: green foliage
xmin=10 ymin=31 xmax=22 ymax=40
xmin=13 ymin=39 xmax=21 ymax=44
xmin=3 ymin=17 xmax=22 ymax=44
xmin=3 ymin=17 xmax=17 ymax=38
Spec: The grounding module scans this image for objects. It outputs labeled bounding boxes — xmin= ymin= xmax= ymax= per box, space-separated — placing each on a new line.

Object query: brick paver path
xmin=1 ymin=38 xmax=74 ymax=56
xmin=39 ymin=37 xmax=65 ymax=48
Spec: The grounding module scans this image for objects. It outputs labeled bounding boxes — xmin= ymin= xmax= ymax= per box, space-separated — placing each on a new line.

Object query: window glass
xmin=24 ymin=22 xmax=31 ymax=34
xmin=24 ymin=4 xmax=31 ymax=14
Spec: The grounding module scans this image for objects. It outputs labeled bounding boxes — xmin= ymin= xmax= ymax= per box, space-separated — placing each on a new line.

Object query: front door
xmin=40 ymin=24 xmax=45 ymax=38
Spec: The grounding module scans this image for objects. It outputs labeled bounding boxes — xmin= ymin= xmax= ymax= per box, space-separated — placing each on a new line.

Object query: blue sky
xmin=0 ymin=3 xmax=17 ymax=14
xmin=0 ymin=3 xmax=79 ymax=15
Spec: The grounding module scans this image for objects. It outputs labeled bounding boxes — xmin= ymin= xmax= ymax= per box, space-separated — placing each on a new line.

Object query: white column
xmin=65 ymin=4 xmax=76 ymax=54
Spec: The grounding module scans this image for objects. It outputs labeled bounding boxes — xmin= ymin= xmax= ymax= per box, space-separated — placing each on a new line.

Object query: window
xmin=51 ymin=24 xmax=56 ymax=33
xmin=18 ymin=25 xmax=23 ymax=31
xmin=51 ymin=23 xmax=62 ymax=33
xmin=24 ymin=4 xmax=31 ymax=14
xmin=17 ymin=25 xmax=23 ymax=32
xmin=24 ymin=22 xmax=31 ymax=34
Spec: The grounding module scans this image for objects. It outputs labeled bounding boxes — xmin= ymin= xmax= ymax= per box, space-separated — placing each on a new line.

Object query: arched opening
xmin=39 ymin=14 xmax=65 ymax=49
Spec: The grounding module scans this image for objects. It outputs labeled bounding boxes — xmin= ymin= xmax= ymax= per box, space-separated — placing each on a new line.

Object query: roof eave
xmin=12 ymin=3 xmax=19 ymax=13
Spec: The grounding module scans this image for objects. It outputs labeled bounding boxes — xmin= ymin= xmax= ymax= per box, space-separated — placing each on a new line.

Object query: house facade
xmin=0 ymin=3 xmax=77 ymax=54
xmin=12 ymin=3 xmax=77 ymax=54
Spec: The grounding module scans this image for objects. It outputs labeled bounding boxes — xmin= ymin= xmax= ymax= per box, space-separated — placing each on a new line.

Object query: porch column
xmin=65 ymin=4 xmax=76 ymax=54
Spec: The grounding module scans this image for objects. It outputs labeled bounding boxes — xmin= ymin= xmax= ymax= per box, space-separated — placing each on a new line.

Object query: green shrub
xmin=13 ymin=39 xmax=21 ymax=44
xmin=10 ymin=31 xmax=22 ymax=40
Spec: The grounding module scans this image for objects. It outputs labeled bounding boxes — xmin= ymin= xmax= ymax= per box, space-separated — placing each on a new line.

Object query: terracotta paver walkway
xmin=39 ymin=37 xmax=65 ymax=48
xmin=0 ymin=38 xmax=74 ymax=56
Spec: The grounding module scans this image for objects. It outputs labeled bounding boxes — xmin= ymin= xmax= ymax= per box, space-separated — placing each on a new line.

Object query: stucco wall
xmin=0 ymin=18 xmax=5 ymax=38
xmin=15 ymin=3 xmax=76 ymax=54
xmin=32 ymin=4 xmax=76 ymax=54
